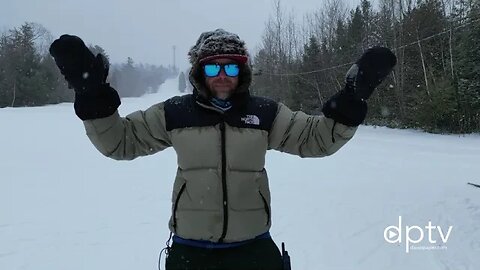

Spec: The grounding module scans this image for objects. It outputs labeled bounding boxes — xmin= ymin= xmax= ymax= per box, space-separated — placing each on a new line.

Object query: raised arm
xmin=83 ymin=103 xmax=171 ymax=160
xmin=268 ymin=103 xmax=357 ymax=157
xmin=49 ymin=34 xmax=172 ymax=160
xmin=269 ymin=46 xmax=397 ymax=157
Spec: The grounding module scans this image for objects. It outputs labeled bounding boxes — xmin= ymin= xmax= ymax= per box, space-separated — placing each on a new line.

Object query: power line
xmin=393 ymin=15 xmax=480 ymax=51
xmin=260 ymin=16 xmax=480 ymax=77
xmin=261 ymin=61 xmax=354 ymax=77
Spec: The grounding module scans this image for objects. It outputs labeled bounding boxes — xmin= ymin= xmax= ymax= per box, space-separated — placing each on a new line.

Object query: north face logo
xmin=241 ymin=115 xmax=260 ymax=125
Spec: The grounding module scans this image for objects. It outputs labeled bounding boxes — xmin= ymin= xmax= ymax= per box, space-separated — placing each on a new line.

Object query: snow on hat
xmin=188 ymin=29 xmax=249 ymax=65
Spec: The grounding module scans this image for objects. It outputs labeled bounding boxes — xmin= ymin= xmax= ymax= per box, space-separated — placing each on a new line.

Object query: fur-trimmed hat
xmin=188 ymin=29 xmax=249 ymax=65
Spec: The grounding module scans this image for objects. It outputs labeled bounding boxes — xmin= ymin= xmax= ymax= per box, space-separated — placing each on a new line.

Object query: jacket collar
xmin=193 ymin=88 xmax=250 ymax=114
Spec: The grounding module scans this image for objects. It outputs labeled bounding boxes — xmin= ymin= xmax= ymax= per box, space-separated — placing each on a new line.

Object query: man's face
xmin=204 ymin=58 xmax=239 ymax=100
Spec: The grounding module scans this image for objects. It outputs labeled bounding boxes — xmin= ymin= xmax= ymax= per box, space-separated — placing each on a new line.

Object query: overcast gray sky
xmin=1 ymin=0 xmax=359 ymax=69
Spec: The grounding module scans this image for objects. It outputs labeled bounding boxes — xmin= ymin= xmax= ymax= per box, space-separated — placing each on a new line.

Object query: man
xmin=49 ymin=29 xmax=396 ymax=270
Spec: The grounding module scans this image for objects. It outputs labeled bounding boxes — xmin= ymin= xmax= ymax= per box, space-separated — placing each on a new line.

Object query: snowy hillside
xmin=1 ymin=76 xmax=479 ymax=270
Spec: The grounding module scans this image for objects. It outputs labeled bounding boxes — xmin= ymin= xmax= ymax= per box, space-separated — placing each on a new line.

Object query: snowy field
xmin=1 ymin=77 xmax=479 ymax=270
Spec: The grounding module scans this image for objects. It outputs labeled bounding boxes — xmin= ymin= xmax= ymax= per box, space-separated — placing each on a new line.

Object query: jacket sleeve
xmin=268 ymin=102 xmax=357 ymax=157
xmin=82 ymin=102 xmax=172 ymax=160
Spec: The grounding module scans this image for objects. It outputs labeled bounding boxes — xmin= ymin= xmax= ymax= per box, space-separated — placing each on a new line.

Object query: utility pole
xmin=172 ymin=45 xmax=176 ymax=71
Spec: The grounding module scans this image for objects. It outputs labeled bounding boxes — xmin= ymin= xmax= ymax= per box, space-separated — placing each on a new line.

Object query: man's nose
xmin=217 ymin=68 xmax=227 ymax=78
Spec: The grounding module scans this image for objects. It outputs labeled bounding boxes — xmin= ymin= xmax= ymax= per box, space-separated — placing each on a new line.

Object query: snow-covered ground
xmin=1 ymin=77 xmax=479 ymax=270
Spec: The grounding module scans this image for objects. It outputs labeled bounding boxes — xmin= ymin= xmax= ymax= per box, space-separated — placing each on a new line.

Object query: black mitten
xmin=49 ymin=35 xmax=120 ymax=120
xmin=322 ymin=90 xmax=367 ymax=127
xmin=345 ymin=46 xmax=397 ymax=100
xmin=322 ymin=47 xmax=396 ymax=127
xmin=49 ymin=34 xmax=109 ymax=93
xmin=73 ymin=85 xmax=121 ymax=121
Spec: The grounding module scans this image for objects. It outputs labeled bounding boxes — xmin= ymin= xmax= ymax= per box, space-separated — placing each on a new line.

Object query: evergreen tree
xmin=0 ymin=23 xmax=58 ymax=107
xmin=454 ymin=2 xmax=480 ymax=132
xmin=178 ymin=72 xmax=186 ymax=93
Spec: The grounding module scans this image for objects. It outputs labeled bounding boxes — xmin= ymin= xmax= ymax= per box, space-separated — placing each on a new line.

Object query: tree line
xmin=252 ymin=0 xmax=480 ymax=133
xmin=0 ymin=22 xmax=177 ymax=108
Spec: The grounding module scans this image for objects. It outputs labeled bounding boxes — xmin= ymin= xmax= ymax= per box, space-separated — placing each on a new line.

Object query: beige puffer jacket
xmin=82 ymin=54 xmax=357 ymax=243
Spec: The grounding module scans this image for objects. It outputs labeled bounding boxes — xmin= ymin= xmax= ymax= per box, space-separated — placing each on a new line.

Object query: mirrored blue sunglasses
xmin=203 ymin=63 xmax=240 ymax=77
